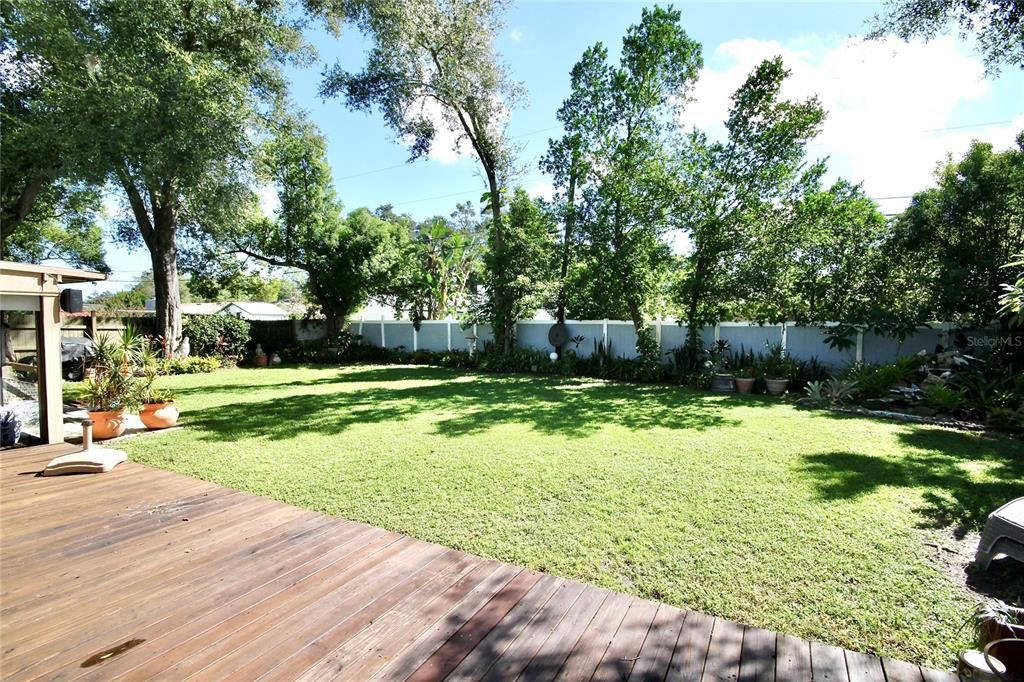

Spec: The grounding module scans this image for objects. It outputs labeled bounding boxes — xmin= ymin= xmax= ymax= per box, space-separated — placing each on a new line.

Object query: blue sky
xmin=83 ymin=1 xmax=1024 ymax=294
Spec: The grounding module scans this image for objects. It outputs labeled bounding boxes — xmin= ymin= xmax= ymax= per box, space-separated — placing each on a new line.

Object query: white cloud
xmin=680 ymin=35 xmax=1020 ymax=207
xmin=510 ymin=28 xmax=524 ymax=43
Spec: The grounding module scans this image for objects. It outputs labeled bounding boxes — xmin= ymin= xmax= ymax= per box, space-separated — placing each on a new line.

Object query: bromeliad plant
xmin=799 ymin=378 xmax=859 ymax=408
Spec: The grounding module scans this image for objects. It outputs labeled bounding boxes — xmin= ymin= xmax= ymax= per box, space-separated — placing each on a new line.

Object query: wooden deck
xmin=1 ymin=443 xmax=956 ymax=681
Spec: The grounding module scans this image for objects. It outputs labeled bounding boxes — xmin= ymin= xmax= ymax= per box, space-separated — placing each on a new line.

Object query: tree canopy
xmin=322 ymin=0 xmax=523 ymax=353
xmin=3 ymin=0 xmax=307 ymax=351
xmin=672 ymin=56 xmax=826 ymax=348
xmin=884 ymin=136 xmax=1024 ymax=329
xmin=870 ymin=0 xmax=1024 ymax=74
xmin=200 ymin=112 xmax=409 ymax=334
xmin=543 ymin=6 xmax=701 ymax=357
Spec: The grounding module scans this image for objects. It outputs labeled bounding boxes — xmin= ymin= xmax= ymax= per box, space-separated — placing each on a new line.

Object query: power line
xmin=391 ymin=188 xmax=489 ymax=207
xmin=335 ymin=125 xmax=562 ymax=182
xmin=923 ymin=118 xmax=1019 ymax=133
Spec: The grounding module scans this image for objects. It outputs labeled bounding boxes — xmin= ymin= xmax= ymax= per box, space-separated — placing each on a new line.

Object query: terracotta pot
xmin=765 ymin=378 xmax=789 ymax=396
xmin=139 ymin=402 xmax=179 ymax=430
xmin=254 ymin=355 xmax=269 ymax=367
xmin=735 ymin=377 xmax=755 ymax=394
xmin=88 ymin=409 xmax=127 ymax=440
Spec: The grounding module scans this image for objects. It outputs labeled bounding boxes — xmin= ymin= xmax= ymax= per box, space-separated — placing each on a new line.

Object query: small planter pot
xmin=765 ymin=378 xmax=789 ymax=396
xmin=139 ymin=401 xmax=179 ymax=430
xmin=254 ymin=355 xmax=269 ymax=367
xmin=88 ymin=409 xmax=127 ymax=440
xmin=735 ymin=377 xmax=755 ymax=394
xmin=711 ymin=373 xmax=735 ymax=394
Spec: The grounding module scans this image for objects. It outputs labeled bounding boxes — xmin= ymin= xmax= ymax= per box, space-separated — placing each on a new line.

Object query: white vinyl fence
xmin=346 ymin=317 xmax=984 ymax=368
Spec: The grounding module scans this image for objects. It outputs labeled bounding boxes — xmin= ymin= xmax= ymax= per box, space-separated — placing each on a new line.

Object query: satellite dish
xmin=548 ymin=323 xmax=569 ymax=347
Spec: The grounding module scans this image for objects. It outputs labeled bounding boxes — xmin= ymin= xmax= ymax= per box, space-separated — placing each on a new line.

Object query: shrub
xmin=789 ymin=356 xmax=830 ymax=392
xmin=843 ymin=362 xmax=912 ymax=399
xmin=158 ymin=356 xmax=222 ymax=375
xmin=279 ymin=332 xmax=394 ymax=364
xmin=922 ymin=382 xmax=962 ymax=413
xmin=182 ymin=314 xmax=251 ymax=357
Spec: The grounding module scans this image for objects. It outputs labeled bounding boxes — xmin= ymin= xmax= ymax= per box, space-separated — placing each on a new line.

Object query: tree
xmin=322 ymin=0 xmax=523 ymax=353
xmin=477 ymin=189 xmax=558 ymax=335
xmin=203 ymin=113 xmax=409 ymax=335
xmin=885 ymin=136 xmax=1024 ymax=329
xmin=0 ymin=19 xmax=108 ymax=271
xmin=869 ymin=0 xmax=1024 ymax=74
xmin=4 ymin=0 xmax=305 ymax=352
xmin=1001 ymin=254 xmax=1024 ymax=326
xmin=545 ymin=6 xmax=702 ymax=355
xmin=739 ymin=180 xmax=890 ymax=325
xmin=673 ymin=57 xmax=825 ymax=350
xmin=0 ymin=187 xmax=108 ymax=271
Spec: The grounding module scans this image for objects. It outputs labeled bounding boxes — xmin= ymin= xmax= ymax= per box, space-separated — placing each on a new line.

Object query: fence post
xmin=602 ymin=319 xmax=608 ymax=347
xmin=781 ymin=322 xmax=788 ymax=354
xmin=358 ymin=316 xmax=364 ymax=337
xmin=655 ymin=318 xmax=662 ymax=354
xmin=380 ymin=317 xmax=386 ymax=349
xmin=413 ymin=325 xmax=418 ymax=352
xmin=714 ymin=323 xmax=721 ymax=344
xmin=447 ymin=317 xmax=452 ymax=351
xmin=855 ymin=329 xmax=864 ymax=364
xmin=86 ymin=312 xmax=98 ymax=340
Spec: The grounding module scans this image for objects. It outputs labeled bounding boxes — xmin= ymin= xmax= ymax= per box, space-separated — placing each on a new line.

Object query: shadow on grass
xmin=800 ymin=429 xmax=1024 ymax=533
xmin=184 ymin=365 xmax=742 ymax=442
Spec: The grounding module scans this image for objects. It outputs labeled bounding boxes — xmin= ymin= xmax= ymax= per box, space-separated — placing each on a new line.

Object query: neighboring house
xmin=217 ymin=302 xmax=291 ymax=321
xmin=145 ymin=300 xmax=291 ymax=321
xmin=180 ymin=303 xmax=223 ymax=316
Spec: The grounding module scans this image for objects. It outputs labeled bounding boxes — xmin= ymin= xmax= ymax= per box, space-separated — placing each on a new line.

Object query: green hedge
xmin=182 ymin=314 xmax=251 ymax=357
xmin=158 ymin=356 xmax=222 ymax=375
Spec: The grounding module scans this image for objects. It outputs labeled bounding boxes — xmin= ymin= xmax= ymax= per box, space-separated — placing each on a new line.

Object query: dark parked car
xmin=19 ymin=336 xmax=97 ymax=381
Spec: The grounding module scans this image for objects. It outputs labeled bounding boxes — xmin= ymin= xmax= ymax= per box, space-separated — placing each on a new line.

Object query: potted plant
xmin=81 ymin=331 xmax=145 ymax=439
xmin=81 ymin=368 xmax=140 ymax=440
xmin=971 ymin=599 xmax=1024 ymax=647
xmin=735 ymin=367 xmax=756 ymax=394
xmin=140 ymin=388 xmax=179 ymax=430
xmin=709 ymin=340 xmax=735 ymax=393
xmin=138 ymin=347 xmax=179 ymax=430
xmin=763 ymin=342 xmax=790 ymax=396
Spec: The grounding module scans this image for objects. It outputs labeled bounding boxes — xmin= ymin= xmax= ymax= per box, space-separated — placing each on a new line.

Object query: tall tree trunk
xmin=149 ymin=205 xmax=182 ymax=356
xmin=323 ymin=306 xmax=340 ymax=338
xmin=307 ymin=279 xmax=340 ymax=337
xmin=686 ymin=254 xmax=707 ymax=352
xmin=485 ymin=166 xmax=510 ymax=356
xmin=117 ymin=169 xmax=182 ymax=355
xmin=556 ymin=160 xmax=578 ymax=327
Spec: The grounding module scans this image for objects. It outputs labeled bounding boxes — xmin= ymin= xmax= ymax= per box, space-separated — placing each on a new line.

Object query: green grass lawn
xmin=119 ymin=365 xmax=1024 ymax=667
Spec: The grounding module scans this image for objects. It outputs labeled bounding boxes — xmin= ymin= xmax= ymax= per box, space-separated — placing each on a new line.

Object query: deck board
xmin=0 ymin=444 xmax=952 ymax=680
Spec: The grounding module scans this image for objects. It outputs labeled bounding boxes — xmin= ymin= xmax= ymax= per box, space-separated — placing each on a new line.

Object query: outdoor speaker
xmin=59 ymin=288 xmax=83 ymax=313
